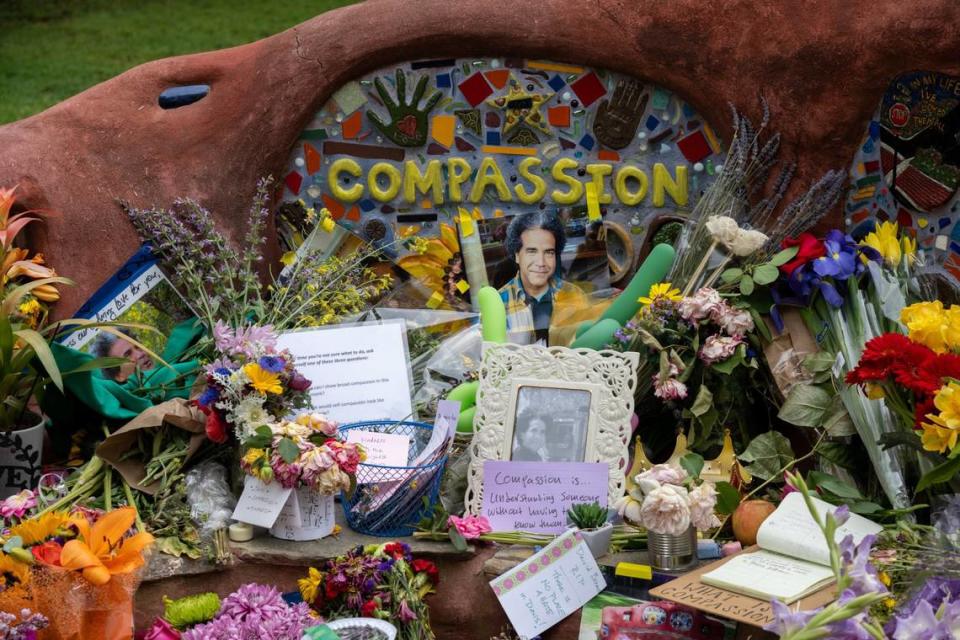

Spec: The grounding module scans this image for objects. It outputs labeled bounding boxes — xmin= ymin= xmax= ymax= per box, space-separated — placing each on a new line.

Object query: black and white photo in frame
xmin=506 ymin=380 xmax=597 ymax=463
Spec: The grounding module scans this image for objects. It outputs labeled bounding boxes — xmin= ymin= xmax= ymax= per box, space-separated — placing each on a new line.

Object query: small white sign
xmin=231 ymin=476 xmax=292 ymax=528
xmin=347 ymin=430 xmax=411 ymax=483
xmin=490 ymin=530 xmax=606 ymax=639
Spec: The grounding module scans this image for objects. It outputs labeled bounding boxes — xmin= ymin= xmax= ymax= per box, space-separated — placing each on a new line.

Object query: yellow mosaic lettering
xmin=328 ymin=158 xmax=363 ymax=202
xmin=469 ymin=157 xmax=512 ymax=202
xmin=550 ymin=158 xmax=583 ymax=205
xmin=446 ymin=157 xmax=472 ymax=202
xmin=403 ymin=160 xmax=444 ymax=204
xmin=585 ymin=163 xmax=613 ymax=205
xmin=514 ymin=157 xmax=546 ymax=204
xmin=614 ymin=166 xmax=649 ymax=206
xmin=652 ymin=163 xmax=688 ymax=207
xmin=367 ymin=162 xmax=402 ymax=201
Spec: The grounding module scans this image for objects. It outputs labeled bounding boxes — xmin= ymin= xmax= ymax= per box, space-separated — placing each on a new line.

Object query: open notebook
xmin=701 ymin=492 xmax=883 ymax=603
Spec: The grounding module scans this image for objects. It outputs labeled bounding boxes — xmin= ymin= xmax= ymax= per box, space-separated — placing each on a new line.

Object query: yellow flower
xmin=884 ymin=597 xmax=896 ymax=610
xmin=8 ymin=511 xmax=71 ymax=546
xmin=861 ymin=221 xmax=902 ymax=268
xmin=878 ymin=571 xmax=891 ymax=587
xmin=61 ymin=507 xmax=154 ymax=585
xmin=638 ymin=282 xmax=682 ymax=306
xmin=0 ymin=553 xmax=29 ymax=588
xmin=281 ymin=251 xmax=297 ymax=266
xmin=901 ymin=301 xmax=951 ymax=353
xmin=242 ymin=448 xmax=266 ymax=467
xmin=865 ymin=383 xmax=886 ymax=400
xmin=901 ymin=233 xmax=917 ymax=266
xmin=921 ymin=381 xmax=960 ymax=453
xmin=298 ymin=566 xmax=323 ymax=603
xmin=320 ymin=216 xmax=336 ymax=233
xmin=242 ymin=363 xmax=283 ymax=395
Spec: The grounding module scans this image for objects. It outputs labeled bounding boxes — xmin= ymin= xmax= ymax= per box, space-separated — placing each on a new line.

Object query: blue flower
xmin=197 ymin=387 xmax=219 ymax=407
xmin=258 ymin=355 xmax=286 ymax=373
xmin=215 ymin=367 xmax=232 ymax=377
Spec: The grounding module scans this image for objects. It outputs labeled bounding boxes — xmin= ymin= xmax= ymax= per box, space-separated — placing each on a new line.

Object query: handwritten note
xmin=269 ymin=489 xmax=337 ymax=542
xmin=481 ymin=461 xmax=608 ymax=533
xmin=490 ymin=530 xmax=606 ymax=639
xmin=231 ymin=476 xmax=292 ymax=528
xmin=347 ymin=430 xmax=411 ymax=483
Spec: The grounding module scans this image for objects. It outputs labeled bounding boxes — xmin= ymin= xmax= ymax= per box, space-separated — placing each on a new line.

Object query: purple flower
xmin=892 ymin=599 xmax=942 ymax=640
xmin=812 ymin=231 xmax=858 ymax=280
xmin=258 ymin=356 xmax=285 ymax=373
xmin=764 ymin=599 xmax=818 ymax=636
xmin=398 ymin=599 xmax=417 ymax=622
xmin=838 ymin=534 xmax=887 ymax=597
xmin=289 ymin=373 xmax=312 ymax=392
xmin=218 ymin=583 xmax=288 ymax=623
xmin=888 ymin=577 xmax=960 ymax=638
xmin=833 ymin=504 xmax=850 ymax=527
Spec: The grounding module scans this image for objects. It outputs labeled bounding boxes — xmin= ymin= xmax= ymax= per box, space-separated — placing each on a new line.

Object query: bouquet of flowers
xmin=846 ymin=300 xmax=960 ymax=492
xmin=142 ymin=583 xmax=317 ymax=640
xmin=614 ymin=463 xmax=720 ymax=536
xmin=298 ymin=541 xmax=440 ymax=640
xmin=196 ymin=321 xmax=311 ymax=443
xmin=239 ymin=412 xmax=364 ymax=493
xmin=0 ymin=506 xmax=154 ymax=640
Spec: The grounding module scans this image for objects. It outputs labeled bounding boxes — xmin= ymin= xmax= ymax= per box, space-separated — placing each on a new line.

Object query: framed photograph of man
xmin=503 ymin=379 xmax=599 ymax=463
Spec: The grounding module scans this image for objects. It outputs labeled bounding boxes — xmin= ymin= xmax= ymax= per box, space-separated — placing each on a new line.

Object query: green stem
xmin=122 ymin=480 xmax=145 ymax=532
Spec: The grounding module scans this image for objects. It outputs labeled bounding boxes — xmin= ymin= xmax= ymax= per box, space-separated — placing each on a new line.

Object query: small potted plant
xmin=567 ymin=501 xmax=613 ymax=558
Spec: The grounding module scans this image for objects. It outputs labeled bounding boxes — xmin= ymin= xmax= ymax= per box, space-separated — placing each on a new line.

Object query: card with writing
xmin=489 ymin=530 xmax=606 ymax=639
xmin=231 ymin=476 xmax=293 ymax=529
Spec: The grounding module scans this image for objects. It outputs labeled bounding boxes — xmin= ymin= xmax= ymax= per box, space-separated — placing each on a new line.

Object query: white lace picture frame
xmin=465 ymin=343 xmax=639 ymax=515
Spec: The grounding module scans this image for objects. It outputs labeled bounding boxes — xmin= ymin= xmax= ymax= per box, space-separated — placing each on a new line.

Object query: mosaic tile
xmin=284 ymin=171 xmax=303 ymax=195
xmin=458 ymin=72 xmax=494 ymax=107
xmin=484 ymin=69 xmax=510 ymax=89
xmin=548 ymin=74 xmax=566 ymax=92
xmin=341 ymin=111 xmax=363 ymax=139
xmin=677 ymin=130 xmax=711 ymax=163
xmin=569 ymin=71 xmax=606 ymax=107
xmin=431 ymin=114 xmax=456 ymax=148
xmin=547 ymin=105 xmax=571 ymax=128
xmin=332 ymin=81 xmax=367 ymax=115
xmin=303 ymin=143 xmax=322 ymax=176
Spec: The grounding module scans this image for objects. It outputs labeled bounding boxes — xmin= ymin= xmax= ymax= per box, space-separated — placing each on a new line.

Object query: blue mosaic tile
xmin=645 ymin=115 xmax=660 ymax=131
xmin=579 ymin=134 xmax=595 ymax=150
xmin=548 ymin=74 xmax=566 ymax=92
xmin=158 ymin=84 xmax=209 ymax=109
xmin=436 ymin=73 xmax=451 ymax=88
xmin=486 ymin=131 xmax=501 ymax=145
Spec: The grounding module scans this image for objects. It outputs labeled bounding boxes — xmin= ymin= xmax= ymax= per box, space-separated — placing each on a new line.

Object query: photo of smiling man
xmin=498 ymin=211 xmax=596 ymax=345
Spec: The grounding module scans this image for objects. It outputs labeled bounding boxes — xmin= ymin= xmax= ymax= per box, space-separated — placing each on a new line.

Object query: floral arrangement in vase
xmin=615 ymin=463 xmax=720 ymax=536
xmin=239 ymin=412 xmax=364 ymax=494
xmin=196 ymin=321 xmax=312 ymax=443
xmin=298 ymin=541 xmax=440 ymax=640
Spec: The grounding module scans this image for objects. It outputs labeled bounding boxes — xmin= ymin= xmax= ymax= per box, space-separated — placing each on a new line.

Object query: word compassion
xmin=327 ymin=157 xmax=689 ymax=208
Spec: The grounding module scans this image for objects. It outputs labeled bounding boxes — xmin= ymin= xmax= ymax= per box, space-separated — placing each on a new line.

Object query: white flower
xmin=637 ymin=463 xmax=687 ymax=487
xmin=729 ymin=228 xmax=769 ymax=257
xmin=231 ymin=395 xmax=275 ymax=440
xmin=637 ymin=477 xmax=661 ymax=495
xmin=717 ymin=307 xmax=754 ymax=337
xmin=689 ymin=482 xmax=722 ymax=531
xmin=706 ymin=216 xmax=740 ymax=245
xmin=678 ymin=287 xmax=724 ymax=322
xmin=614 ymin=495 xmax=643 ymax=525
xmin=640 ymin=484 xmax=691 ymax=535
xmin=271 ymin=419 xmax=313 ymax=442
xmin=700 ymin=334 xmax=742 ymax=364
xmin=653 ymin=376 xmax=688 ymax=401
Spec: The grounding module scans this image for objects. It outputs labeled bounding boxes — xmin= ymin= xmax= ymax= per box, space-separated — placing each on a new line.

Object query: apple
xmin=731 ymin=499 xmax=776 ymax=546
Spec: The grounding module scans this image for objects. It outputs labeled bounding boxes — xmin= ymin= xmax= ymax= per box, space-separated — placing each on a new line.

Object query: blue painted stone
xmin=158 ymin=84 xmax=210 ymax=109
xmin=436 ymin=73 xmax=451 ymax=88
xmin=486 ymin=131 xmax=501 ymax=145
xmin=579 ymin=133 xmax=595 ymax=150
xmin=941 ymin=217 xmax=952 ymax=229
xmin=359 ymin=199 xmax=376 ymax=212
xmin=950 ymin=223 xmax=960 ymax=243
xmin=682 ymin=103 xmax=696 ymax=118
xmin=548 ymin=74 xmax=566 ymax=92
xmin=863 ymin=139 xmax=875 ymax=154
xmin=645 ymin=114 xmax=660 ymax=131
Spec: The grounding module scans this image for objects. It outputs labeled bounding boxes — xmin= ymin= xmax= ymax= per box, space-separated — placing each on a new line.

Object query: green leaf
xmin=61 ymin=356 xmax=130 ymax=376
xmin=740 ymin=431 xmax=795 ymax=480
xmin=711 ymin=347 xmax=745 ymax=374
xmin=849 ymin=501 xmax=883 ymax=515
xmin=753 ymin=264 xmax=779 ymax=286
xmin=739 ymin=274 xmax=755 ymax=296
xmin=769 ymin=246 xmax=799 ymax=267
xmin=917 ymin=455 xmax=960 ymax=493
xmin=449 ymin=525 xmax=468 ymax=551
xmin=715 ymin=481 xmax=741 ymax=515
xmin=679 ymin=453 xmax=704 ymax=480
xmin=278 ymin=437 xmax=299 ymax=463
xmin=802 ymin=352 xmax=837 ymax=373
xmin=777 ymin=384 xmax=831 ymax=427
xmin=243 ymin=425 xmax=273 ymax=449
xmin=818 ymin=442 xmax=859 ymax=470
xmin=750 ymin=308 xmax=772 ymax=342
xmin=14 ymin=328 xmax=62 ymax=392
xmin=690 ymin=385 xmax=713 ymax=418
xmin=0 ymin=316 xmax=12 ymax=370
xmin=822 ymin=396 xmax=855 ymax=437
xmin=720 ymin=268 xmax=743 ymax=283
xmin=878 ymin=431 xmax=925 ymax=452
xmin=807 ymin=470 xmax=863 ymax=500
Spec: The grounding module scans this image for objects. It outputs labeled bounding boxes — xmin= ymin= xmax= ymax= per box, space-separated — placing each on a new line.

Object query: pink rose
xmin=653 ymin=375 xmax=688 ymax=401
xmin=699 ymin=334 xmax=742 ymax=364
xmin=636 ymin=463 xmax=687 ymax=487
xmin=678 ymin=287 xmax=723 ymax=322
xmin=640 ymin=484 xmax=691 ymax=535
xmin=448 ymin=514 xmax=492 ymax=540
xmin=716 ymin=307 xmax=754 ymax=337
xmin=144 ymin=618 xmax=181 ymax=640
xmin=689 ymin=482 xmax=721 ymax=531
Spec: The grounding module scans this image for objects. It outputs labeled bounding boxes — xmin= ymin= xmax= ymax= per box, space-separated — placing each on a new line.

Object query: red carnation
xmin=846 ymin=333 xmax=935 ymax=386
xmin=411 ymin=558 xmax=440 ymax=585
xmin=198 ymin=405 xmax=229 ymax=444
xmin=360 ymin=599 xmax=379 ymax=617
xmin=780 ymin=232 xmax=826 ymax=276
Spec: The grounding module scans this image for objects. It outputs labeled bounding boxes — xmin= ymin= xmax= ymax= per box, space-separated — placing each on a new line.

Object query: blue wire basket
xmin=339 ymin=420 xmax=447 ymax=537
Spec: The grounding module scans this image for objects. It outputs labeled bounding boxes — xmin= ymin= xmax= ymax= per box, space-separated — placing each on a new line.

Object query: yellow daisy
xmin=638 ymin=282 xmax=682 ymax=306
xmin=242 ymin=363 xmax=283 ymax=395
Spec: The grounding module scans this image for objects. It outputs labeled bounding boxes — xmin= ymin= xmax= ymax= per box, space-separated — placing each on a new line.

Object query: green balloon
xmin=570 ymin=318 xmax=622 ymax=350
xmin=456 ymin=405 xmax=477 ymax=434
xmin=602 ymin=243 xmax=676 ymax=326
xmin=447 ymin=380 xmax=479 ymax=410
xmin=477 ymin=286 xmax=507 ymax=343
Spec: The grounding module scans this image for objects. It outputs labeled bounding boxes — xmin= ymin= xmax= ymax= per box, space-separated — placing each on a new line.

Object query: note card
xmin=490 ymin=530 xmax=606 ymax=639
xmin=481 ymin=461 xmax=609 ymax=533
xmin=231 ymin=476 xmax=293 ymax=528
xmin=346 ymin=430 xmax=411 ymax=483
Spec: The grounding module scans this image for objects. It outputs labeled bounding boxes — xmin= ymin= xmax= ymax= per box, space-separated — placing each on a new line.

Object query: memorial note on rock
xmin=231 ymin=476 xmax=292 ymax=528
xmin=490 ymin=529 xmax=606 ymax=639
xmin=481 ymin=461 xmax=608 ymax=533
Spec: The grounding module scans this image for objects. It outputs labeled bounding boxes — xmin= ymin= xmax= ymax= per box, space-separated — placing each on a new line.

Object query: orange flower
xmin=60 ymin=507 xmax=154 ymax=586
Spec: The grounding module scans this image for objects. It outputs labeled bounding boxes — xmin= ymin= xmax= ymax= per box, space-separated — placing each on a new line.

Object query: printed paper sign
xmin=277 ymin=321 xmax=414 ymax=423
xmin=346 ymin=430 xmax=411 ymax=482
xmin=481 ymin=461 xmax=609 ymax=533
xmin=490 ymin=530 xmax=606 ymax=639
xmin=231 ymin=476 xmax=292 ymax=528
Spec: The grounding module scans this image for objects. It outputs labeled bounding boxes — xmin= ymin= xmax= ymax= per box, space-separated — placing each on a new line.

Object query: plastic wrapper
xmin=186 ymin=460 xmax=236 ymax=538
xmin=31 ymin=566 xmax=142 ymax=640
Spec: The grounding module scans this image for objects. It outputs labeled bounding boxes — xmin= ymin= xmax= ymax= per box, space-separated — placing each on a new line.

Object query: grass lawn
xmin=0 ymin=0 xmax=357 ymax=124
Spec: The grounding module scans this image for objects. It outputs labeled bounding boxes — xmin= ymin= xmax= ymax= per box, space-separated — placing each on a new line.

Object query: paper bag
xmin=762 ymin=308 xmax=820 ymax=396
xmin=96 ymin=398 xmax=206 ymax=495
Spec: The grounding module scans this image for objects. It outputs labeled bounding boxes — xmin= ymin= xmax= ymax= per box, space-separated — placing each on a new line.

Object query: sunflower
xmin=242 ymin=363 xmax=283 ymax=395
xmin=638 ymin=282 xmax=682 ymax=306
xmin=7 ymin=511 xmax=71 ymax=546
xmin=0 ymin=552 xmax=29 ymax=588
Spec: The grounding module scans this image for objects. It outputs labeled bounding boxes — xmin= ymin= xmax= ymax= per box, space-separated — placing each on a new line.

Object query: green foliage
xmin=714 ymin=481 xmax=741 ymax=515
xmin=566 ymin=501 xmax=608 ymax=530
xmin=1 ymin=0 xmax=358 ymax=123
xmin=740 ymin=431 xmax=795 ymax=480
xmin=679 ymin=452 xmax=704 ymax=480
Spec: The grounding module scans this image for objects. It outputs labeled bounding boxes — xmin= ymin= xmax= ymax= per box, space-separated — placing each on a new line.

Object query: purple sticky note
xmin=435 ymin=399 xmax=461 ymax=440
xmin=481 ymin=461 xmax=608 ymax=533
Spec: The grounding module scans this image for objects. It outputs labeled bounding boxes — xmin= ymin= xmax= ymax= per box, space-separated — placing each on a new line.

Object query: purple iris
xmin=258 ymin=355 xmax=285 ymax=373
xmin=813 ymin=230 xmax=858 ymax=280
xmin=197 ymin=387 xmax=219 ymax=407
